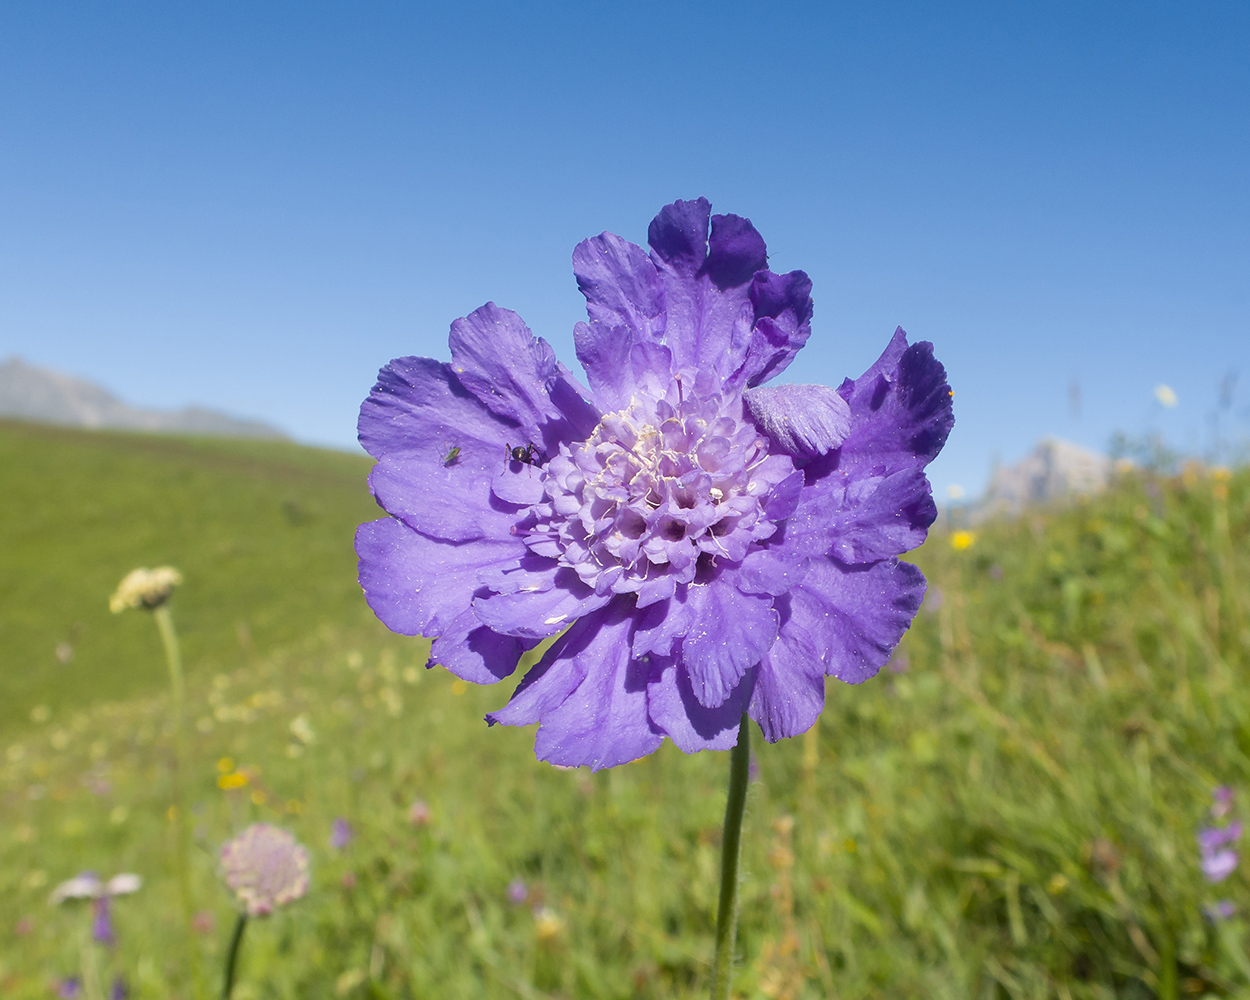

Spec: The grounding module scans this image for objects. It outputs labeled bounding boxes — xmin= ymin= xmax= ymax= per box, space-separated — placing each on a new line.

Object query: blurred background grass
xmin=1 ymin=421 xmax=1247 ymax=999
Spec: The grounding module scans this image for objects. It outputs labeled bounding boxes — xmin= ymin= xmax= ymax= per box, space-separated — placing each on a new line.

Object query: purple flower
xmin=1199 ymin=821 xmax=1243 ymax=854
xmin=1202 ymin=848 xmax=1239 ymax=883
xmin=357 ymin=198 xmax=953 ymax=770
xmin=329 ymin=817 xmax=354 ymax=850
xmin=108 ymin=976 xmax=129 ymax=1000
xmin=56 ymin=977 xmax=82 ymax=999
xmin=507 ymin=879 xmax=528 ymax=905
xmin=1199 ymin=821 xmax=1241 ymax=882
xmin=91 ymin=897 xmax=114 ymax=947
xmin=1205 ymin=900 xmax=1236 ymax=921
xmin=220 ymin=823 xmax=310 ymax=916
xmin=1214 ymin=786 xmax=1234 ymax=819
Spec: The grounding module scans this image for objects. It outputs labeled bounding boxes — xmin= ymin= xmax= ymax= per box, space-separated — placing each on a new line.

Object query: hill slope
xmin=0 ymin=419 xmax=382 ymax=732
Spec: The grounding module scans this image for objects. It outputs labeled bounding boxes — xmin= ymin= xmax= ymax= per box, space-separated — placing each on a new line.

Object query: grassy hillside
xmin=1 ymin=426 xmax=1248 ymax=998
xmin=0 ymin=419 xmax=385 ymax=733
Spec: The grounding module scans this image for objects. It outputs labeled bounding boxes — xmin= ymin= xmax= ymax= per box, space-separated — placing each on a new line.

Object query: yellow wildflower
xmin=950 ymin=530 xmax=976 ymax=551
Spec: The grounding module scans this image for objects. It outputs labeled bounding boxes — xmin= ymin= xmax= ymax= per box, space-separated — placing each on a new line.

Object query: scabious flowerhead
xmin=219 ymin=823 xmax=310 ymax=916
xmin=357 ymin=198 xmax=953 ymax=769
xmin=108 ymin=567 xmax=182 ymax=613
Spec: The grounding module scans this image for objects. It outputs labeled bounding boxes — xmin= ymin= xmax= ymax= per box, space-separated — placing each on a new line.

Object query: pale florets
xmin=525 ymin=383 xmax=795 ymax=605
xmin=220 ymin=823 xmax=310 ymax=917
xmin=109 ymin=567 xmax=183 ymax=613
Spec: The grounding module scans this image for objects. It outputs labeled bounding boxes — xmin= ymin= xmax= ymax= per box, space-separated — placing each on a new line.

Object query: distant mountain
xmin=0 ymin=356 xmax=288 ymax=439
xmin=974 ymin=437 xmax=1111 ymax=519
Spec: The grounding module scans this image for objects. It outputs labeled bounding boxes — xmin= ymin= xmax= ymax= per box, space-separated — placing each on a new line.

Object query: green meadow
xmin=2 ymin=418 xmax=1248 ymax=999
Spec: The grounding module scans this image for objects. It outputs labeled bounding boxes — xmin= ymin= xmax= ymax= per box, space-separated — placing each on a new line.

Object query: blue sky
xmin=1 ymin=1 xmax=1246 ymax=496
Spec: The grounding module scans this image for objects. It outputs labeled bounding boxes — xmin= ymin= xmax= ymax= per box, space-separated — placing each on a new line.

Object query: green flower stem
xmin=153 ymin=604 xmax=203 ymax=999
xmin=78 ymin=921 xmax=105 ymax=1000
xmin=222 ymin=912 xmax=248 ymax=999
xmin=711 ymin=713 xmax=751 ymax=1000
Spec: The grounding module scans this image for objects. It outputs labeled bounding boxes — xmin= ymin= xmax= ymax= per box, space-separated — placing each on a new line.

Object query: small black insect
xmin=506 ymin=441 xmax=545 ymax=467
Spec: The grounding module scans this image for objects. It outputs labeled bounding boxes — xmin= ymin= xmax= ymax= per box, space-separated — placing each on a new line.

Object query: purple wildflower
xmin=507 ymin=879 xmax=529 ymax=905
xmin=1205 ymin=900 xmax=1236 ymax=921
xmin=1199 ymin=821 xmax=1243 ymax=854
xmin=91 ymin=897 xmax=114 ymax=947
xmin=357 ymin=198 xmax=953 ymax=770
xmin=56 ymin=976 xmax=82 ymax=999
xmin=220 ymin=823 xmax=310 ymax=916
xmin=1202 ymin=848 xmax=1239 ymax=883
xmin=1198 ymin=821 xmax=1241 ymax=883
xmin=1214 ymin=786 xmax=1234 ymax=819
xmin=108 ymin=976 xmax=129 ymax=1000
xmin=329 ymin=817 xmax=354 ymax=850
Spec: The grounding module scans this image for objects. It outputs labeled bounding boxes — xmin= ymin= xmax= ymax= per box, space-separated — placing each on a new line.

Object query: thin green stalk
xmin=711 ymin=714 xmax=751 ymax=1000
xmin=153 ymin=604 xmax=204 ymax=999
xmin=78 ymin=921 xmax=105 ymax=1000
xmin=222 ymin=912 xmax=248 ymax=999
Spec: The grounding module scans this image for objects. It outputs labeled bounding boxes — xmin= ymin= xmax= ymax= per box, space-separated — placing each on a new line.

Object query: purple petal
xmin=647 ymin=658 xmax=754 ymax=753
xmin=355 ymin=518 xmax=529 ymax=683
xmin=704 ymin=213 xmax=768 ymax=290
xmin=490 ymin=600 xmax=664 ymax=770
xmin=359 ymin=355 xmax=519 ymax=462
xmin=429 ymin=614 xmax=533 ymax=684
xmin=726 ymin=270 xmax=815 ymax=389
xmin=360 ymin=357 xmax=526 ymax=542
xmin=677 ymin=582 xmax=779 ymax=708
xmin=486 ymin=631 xmax=589 ymax=727
xmin=836 ymin=329 xmax=954 ymax=476
xmin=787 ymin=467 xmax=937 ymax=564
xmin=646 ymin=200 xmax=764 ymax=382
xmin=647 ymin=197 xmax=712 ymax=277
xmin=734 ymin=547 xmax=810 ymax=596
xmin=491 ymin=463 xmax=547 ymax=506
xmin=749 ymin=612 xmax=827 ymax=742
xmin=631 ymin=592 xmax=692 ymax=658
xmin=370 ymin=451 xmax=520 ymax=544
xmin=787 ymin=557 xmax=927 ymax=684
xmin=744 ymin=384 xmax=852 ymax=458
xmin=784 ymin=329 xmax=951 ymax=563
xmin=473 ymin=565 xmax=612 ymax=640
xmin=573 ymin=323 xmax=674 ymax=411
xmin=448 ymin=302 xmax=594 ymax=454
xmin=572 ymin=232 xmax=666 ymax=342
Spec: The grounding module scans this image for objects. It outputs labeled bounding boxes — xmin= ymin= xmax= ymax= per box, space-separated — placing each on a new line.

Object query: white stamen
xmin=543 ymin=615 xmax=567 ymax=625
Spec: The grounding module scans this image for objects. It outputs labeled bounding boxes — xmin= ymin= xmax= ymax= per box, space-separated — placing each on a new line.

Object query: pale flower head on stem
xmin=109 ymin=567 xmax=183 ymax=613
xmin=220 ymin=823 xmax=310 ymax=917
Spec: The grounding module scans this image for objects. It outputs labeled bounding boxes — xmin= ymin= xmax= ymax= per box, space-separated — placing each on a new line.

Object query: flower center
xmin=523 ymin=385 xmax=795 ymax=600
